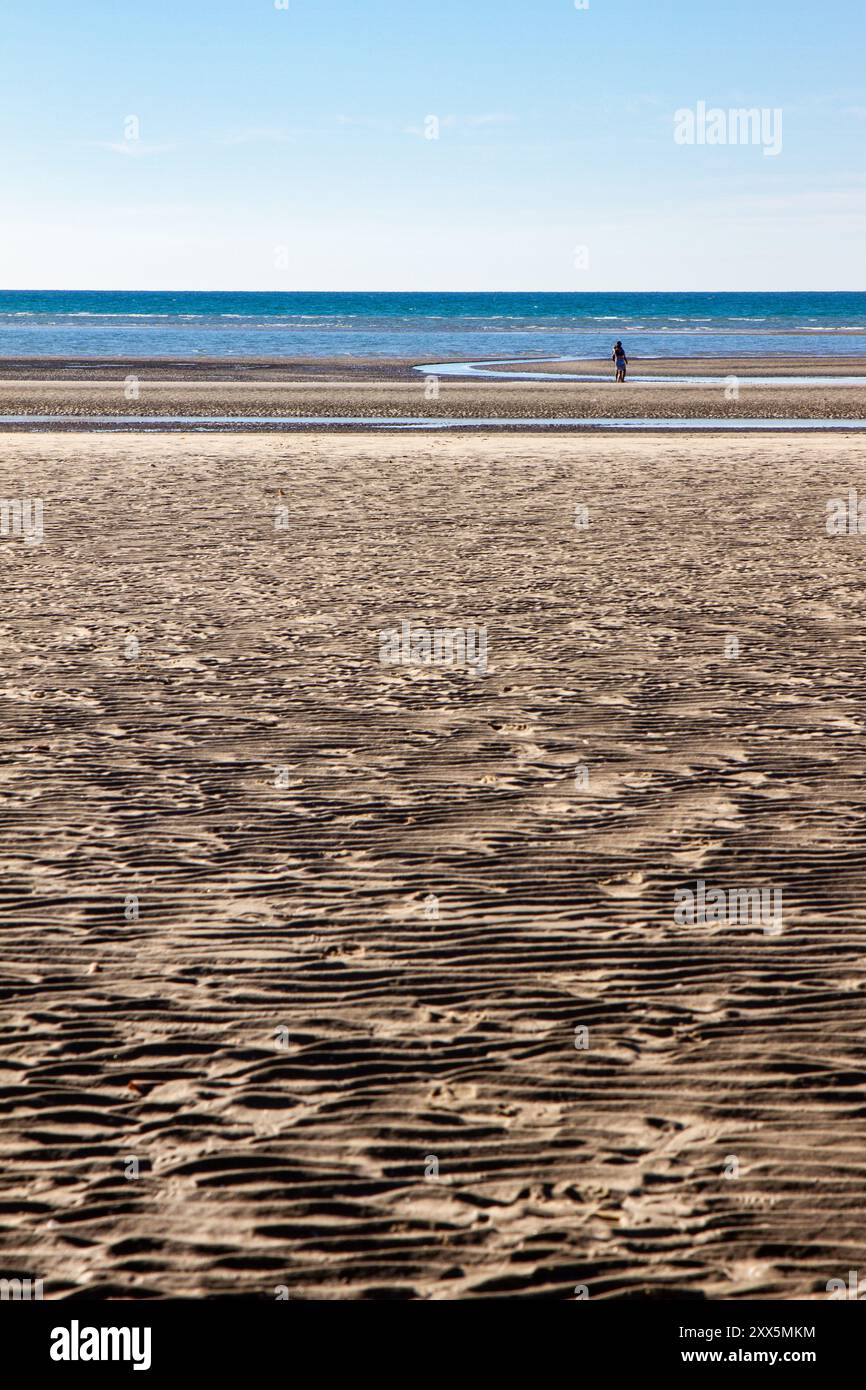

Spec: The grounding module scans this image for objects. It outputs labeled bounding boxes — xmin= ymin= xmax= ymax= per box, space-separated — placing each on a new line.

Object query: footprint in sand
xmin=599 ymin=872 xmax=648 ymax=899
xmin=669 ymin=840 xmax=716 ymax=868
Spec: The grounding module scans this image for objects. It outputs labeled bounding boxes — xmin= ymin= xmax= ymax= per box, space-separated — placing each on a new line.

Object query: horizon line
xmin=2 ymin=287 xmax=866 ymax=296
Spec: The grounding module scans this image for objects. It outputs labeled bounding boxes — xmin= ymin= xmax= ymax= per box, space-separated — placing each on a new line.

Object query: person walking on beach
xmin=612 ymin=340 xmax=628 ymax=382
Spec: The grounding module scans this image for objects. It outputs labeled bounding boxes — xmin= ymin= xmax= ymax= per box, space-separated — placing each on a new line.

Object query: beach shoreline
xmin=0 ymin=354 xmax=865 ymax=425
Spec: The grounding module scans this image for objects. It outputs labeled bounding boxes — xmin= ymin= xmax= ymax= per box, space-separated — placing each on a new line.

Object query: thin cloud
xmin=334 ymin=115 xmax=392 ymax=130
xmin=404 ymin=114 xmax=516 ymax=138
xmin=91 ymin=140 xmax=175 ymax=158
xmin=404 ymin=115 xmax=457 ymax=138
xmin=222 ymin=127 xmax=295 ymax=146
xmin=464 ymin=113 xmax=518 ymax=126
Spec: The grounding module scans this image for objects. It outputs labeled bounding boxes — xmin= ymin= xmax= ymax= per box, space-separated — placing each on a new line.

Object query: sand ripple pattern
xmin=1 ymin=432 xmax=866 ymax=1300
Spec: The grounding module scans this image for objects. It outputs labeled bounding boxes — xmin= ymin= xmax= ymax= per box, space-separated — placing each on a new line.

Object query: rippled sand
xmin=2 ymin=430 xmax=866 ymax=1300
xmin=0 ymin=355 xmax=864 ymax=421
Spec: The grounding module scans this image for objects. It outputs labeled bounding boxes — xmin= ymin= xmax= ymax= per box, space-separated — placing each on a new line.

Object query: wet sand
xmin=2 ymin=429 xmax=866 ymax=1299
xmin=0 ymin=355 xmax=864 ymax=422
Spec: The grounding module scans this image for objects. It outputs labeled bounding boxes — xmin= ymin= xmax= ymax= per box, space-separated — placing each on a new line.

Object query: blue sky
xmin=2 ymin=0 xmax=864 ymax=289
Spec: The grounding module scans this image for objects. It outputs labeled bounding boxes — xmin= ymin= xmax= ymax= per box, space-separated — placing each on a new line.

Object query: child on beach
xmin=612 ymin=341 xmax=628 ymax=382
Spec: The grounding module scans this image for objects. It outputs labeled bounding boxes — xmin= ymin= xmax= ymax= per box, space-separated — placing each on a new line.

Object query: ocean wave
xmin=58 ymin=311 xmax=180 ymax=318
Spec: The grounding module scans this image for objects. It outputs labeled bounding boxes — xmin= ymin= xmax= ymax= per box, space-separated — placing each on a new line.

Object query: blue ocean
xmin=1 ymin=291 xmax=865 ymax=360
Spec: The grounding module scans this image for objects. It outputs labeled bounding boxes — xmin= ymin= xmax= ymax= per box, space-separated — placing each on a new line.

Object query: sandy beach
xmin=3 ymin=426 xmax=866 ymax=1299
xmin=0 ymin=356 xmax=864 ymax=425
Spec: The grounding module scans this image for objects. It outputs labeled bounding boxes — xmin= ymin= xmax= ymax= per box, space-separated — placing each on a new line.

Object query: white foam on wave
xmin=416 ymin=356 xmax=866 ymax=387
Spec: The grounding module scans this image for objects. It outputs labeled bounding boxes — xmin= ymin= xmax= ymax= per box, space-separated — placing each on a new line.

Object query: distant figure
xmin=612 ymin=341 xmax=628 ymax=383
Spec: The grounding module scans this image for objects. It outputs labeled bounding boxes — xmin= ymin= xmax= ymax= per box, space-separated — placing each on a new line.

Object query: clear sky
xmin=2 ymin=0 xmax=864 ymax=290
